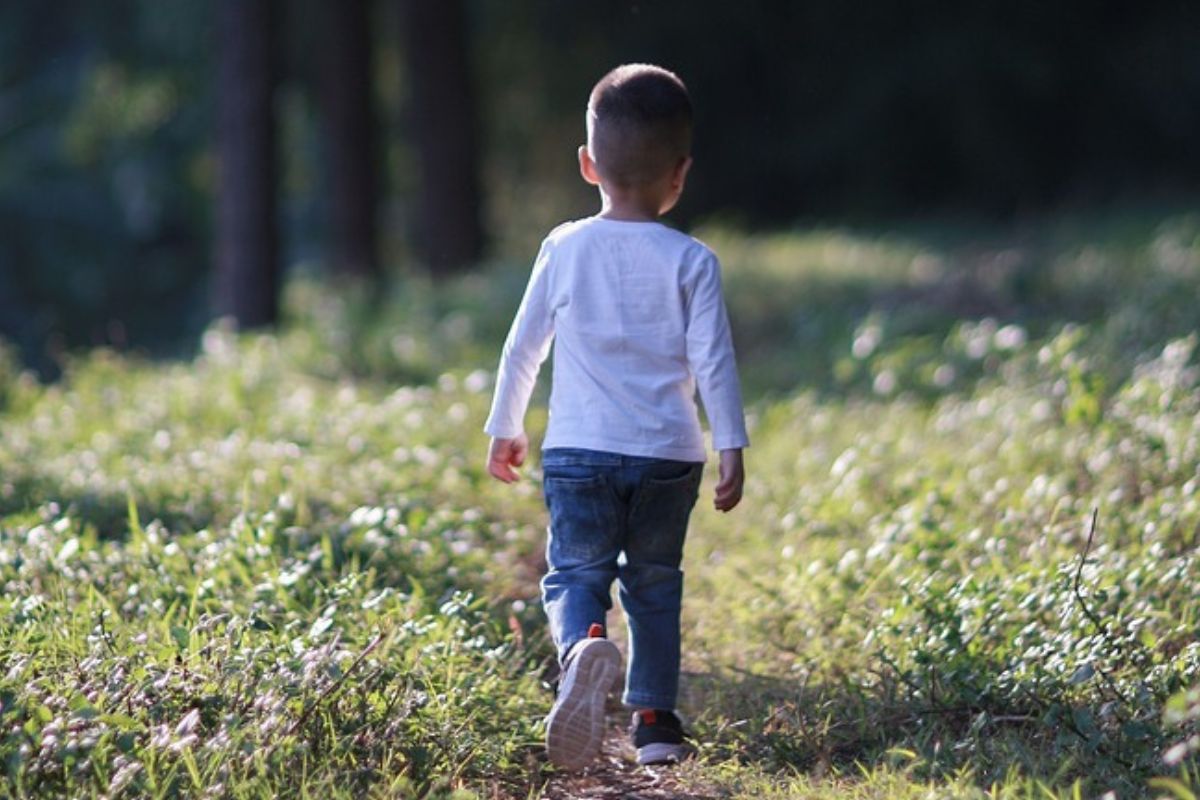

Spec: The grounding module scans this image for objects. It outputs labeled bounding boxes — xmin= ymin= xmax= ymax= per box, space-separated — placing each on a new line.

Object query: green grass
xmin=2 ymin=209 xmax=1200 ymax=798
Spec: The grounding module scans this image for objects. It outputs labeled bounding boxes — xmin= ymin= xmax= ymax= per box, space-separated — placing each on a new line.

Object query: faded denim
xmin=541 ymin=447 xmax=703 ymax=710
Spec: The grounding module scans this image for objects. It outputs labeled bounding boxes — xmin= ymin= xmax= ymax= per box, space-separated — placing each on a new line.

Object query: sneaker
xmin=545 ymin=623 xmax=622 ymax=769
xmin=630 ymin=709 xmax=691 ymax=765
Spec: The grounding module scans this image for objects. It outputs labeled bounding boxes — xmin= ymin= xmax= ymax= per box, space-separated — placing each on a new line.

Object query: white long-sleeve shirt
xmin=484 ymin=216 xmax=749 ymax=462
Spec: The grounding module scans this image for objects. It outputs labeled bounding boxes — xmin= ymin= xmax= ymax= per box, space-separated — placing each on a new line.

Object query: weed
xmin=2 ymin=210 xmax=1199 ymax=797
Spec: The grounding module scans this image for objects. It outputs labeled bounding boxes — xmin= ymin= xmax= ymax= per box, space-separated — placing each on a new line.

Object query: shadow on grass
xmin=679 ymin=665 xmax=1157 ymax=797
xmin=0 ymin=471 xmax=335 ymax=542
xmin=0 ymin=473 xmax=222 ymax=538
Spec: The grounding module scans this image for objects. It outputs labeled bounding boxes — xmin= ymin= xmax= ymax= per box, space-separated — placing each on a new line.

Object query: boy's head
xmin=585 ymin=64 xmax=693 ymax=190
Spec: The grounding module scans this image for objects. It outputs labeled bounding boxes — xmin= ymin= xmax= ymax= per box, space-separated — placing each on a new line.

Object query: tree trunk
xmin=319 ymin=0 xmax=380 ymax=281
xmin=399 ymin=0 xmax=484 ymax=275
xmin=215 ymin=0 xmax=279 ymax=328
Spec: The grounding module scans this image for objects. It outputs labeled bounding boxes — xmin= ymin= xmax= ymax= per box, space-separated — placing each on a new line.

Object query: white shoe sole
xmin=545 ymin=638 xmax=622 ymax=770
xmin=635 ymin=740 xmax=690 ymax=765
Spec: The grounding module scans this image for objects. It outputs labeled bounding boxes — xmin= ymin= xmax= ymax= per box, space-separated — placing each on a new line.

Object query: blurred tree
xmin=399 ymin=0 xmax=484 ymax=274
xmin=2 ymin=0 xmax=1200 ymax=369
xmin=318 ymin=0 xmax=380 ymax=281
xmin=0 ymin=0 xmax=211 ymax=372
xmin=215 ymin=0 xmax=280 ymax=328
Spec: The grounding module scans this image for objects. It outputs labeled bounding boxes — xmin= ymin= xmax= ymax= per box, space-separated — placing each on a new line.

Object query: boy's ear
xmin=672 ymin=156 xmax=694 ymax=189
xmin=578 ymin=145 xmax=602 ymax=186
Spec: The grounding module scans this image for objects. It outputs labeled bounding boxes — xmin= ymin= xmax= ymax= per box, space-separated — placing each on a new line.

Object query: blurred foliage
xmin=0 ymin=0 xmax=213 ymax=373
xmin=478 ymin=1 xmax=1200 ymax=229
xmin=2 ymin=0 xmax=1200 ymax=369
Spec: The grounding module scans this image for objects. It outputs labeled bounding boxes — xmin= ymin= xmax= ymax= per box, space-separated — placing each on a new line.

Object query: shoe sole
xmin=545 ymin=638 xmax=622 ymax=770
xmin=635 ymin=741 xmax=690 ymax=766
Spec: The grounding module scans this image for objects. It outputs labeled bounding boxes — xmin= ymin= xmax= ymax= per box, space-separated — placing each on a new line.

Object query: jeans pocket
xmin=626 ymin=464 xmax=702 ymax=564
xmin=543 ymin=473 xmax=620 ymax=565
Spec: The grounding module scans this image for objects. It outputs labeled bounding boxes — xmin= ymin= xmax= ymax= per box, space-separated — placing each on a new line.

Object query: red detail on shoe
xmin=639 ymin=709 xmax=657 ymax=725
xmin=587 ymin=622 xmax=605 ymax=638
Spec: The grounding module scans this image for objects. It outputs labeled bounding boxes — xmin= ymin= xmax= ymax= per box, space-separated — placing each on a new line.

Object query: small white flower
xmin=175 ymin=709 xmax=201 ymax=737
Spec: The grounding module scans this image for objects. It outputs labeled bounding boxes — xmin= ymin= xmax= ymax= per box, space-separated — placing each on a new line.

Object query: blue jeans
xmin=541 ymin=448 xmax=703 ymax=711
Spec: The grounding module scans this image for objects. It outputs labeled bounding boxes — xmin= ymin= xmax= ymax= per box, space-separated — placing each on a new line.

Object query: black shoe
xmin=630 ymin=709 xmax=691 ymax=765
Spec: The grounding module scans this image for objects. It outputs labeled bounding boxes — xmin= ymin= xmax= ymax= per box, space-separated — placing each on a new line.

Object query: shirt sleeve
xmin=483 ymin=240 xmax=556 ymax=439
xmin=685 ymin=253 xmax=750 ymax=451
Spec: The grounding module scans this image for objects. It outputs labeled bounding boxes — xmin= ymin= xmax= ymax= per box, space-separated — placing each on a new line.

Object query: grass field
xmin=2 ymin=210 xmax=1200 ymax=798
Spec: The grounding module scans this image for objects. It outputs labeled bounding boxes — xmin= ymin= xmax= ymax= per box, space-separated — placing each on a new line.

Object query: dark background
xmin=2 ymin=0 xmax=1198 ymax=373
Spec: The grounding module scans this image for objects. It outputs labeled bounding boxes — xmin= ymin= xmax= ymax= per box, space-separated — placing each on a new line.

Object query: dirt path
xmin=537 ymin=710 xmax=718 ymax=800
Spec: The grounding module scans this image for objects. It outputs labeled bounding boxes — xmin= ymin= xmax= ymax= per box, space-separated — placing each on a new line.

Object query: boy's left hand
xmin=714 ymin=448 xmax=744 ymax=512
xmin=487 ymin=434 xmax=528 ymax=483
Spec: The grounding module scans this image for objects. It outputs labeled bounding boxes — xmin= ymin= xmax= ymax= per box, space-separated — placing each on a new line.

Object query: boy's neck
xmin=596 ymin=191 xmax=662 ymax=222
xmin=579 ymin=147 xmax=690 ymax=223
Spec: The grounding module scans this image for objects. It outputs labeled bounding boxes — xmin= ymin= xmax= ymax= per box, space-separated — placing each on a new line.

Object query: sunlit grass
xmin=2 ymin=209 xmax=1199 ymax=798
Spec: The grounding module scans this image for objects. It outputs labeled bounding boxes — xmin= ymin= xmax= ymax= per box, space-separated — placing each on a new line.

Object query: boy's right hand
xmin=714 ymin=448 xmax=744 ymax=512
xmin=487 ymin=434 xmax=528 ymax=483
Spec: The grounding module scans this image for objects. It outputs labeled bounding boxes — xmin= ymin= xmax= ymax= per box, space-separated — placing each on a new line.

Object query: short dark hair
xmin=587 ymin=64 xmax=692 ymax=188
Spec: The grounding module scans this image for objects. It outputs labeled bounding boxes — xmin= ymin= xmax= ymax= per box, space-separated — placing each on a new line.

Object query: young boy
xmin=484 ymin=63 xmax=748 ymax=769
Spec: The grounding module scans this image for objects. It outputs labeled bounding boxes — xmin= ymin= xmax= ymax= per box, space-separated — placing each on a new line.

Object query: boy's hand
xmin=487 ymin=434 xmax=528 ymax=483
xmin=714 ymin=448 xmax=744 ymax=512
